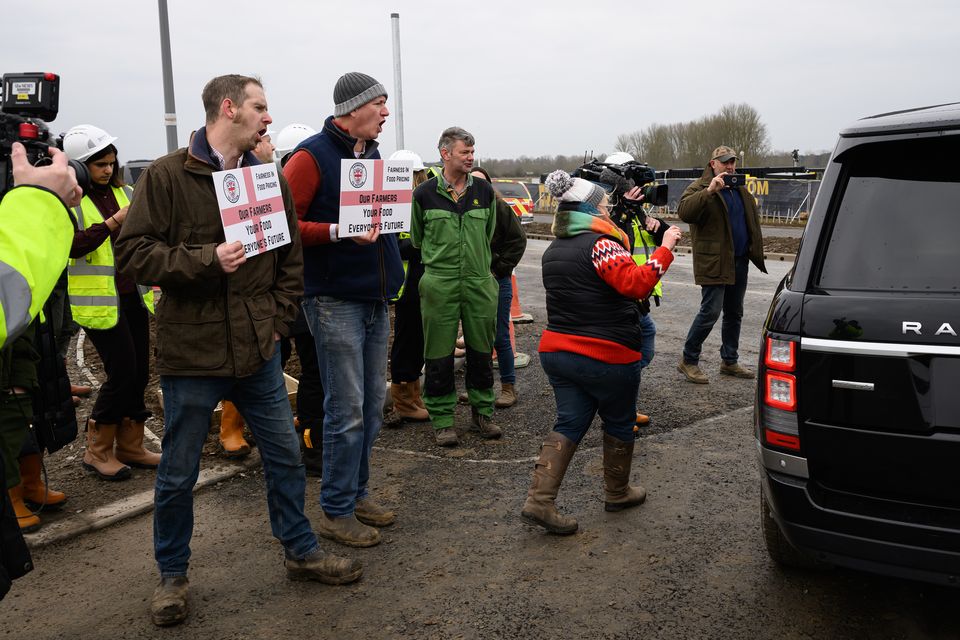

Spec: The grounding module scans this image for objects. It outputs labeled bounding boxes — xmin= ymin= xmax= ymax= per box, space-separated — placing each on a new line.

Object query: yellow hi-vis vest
xmin=393 ymin=231 xmax=412 ymax=301
xmin=0 ymin=187 xmax=74 ymax=349
xmin=631 ymin=218 xmax=663 ymax=301
xmin=67 ymin=185 xmax=154 ymax=329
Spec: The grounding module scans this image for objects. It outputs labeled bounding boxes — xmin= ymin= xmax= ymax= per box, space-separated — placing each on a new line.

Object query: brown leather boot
xmin=19 ymin=453 xmax=67 ymax=509
xmin=495 ymin=383 xmax=518 ymax=408
xmin=116 ymin=418 xmax=162 ymax=469
xmin=520 ymin=432 xmax=578 ymax=535
xmin=412 ymin=379 xmax=427 ymax=411
xmin=390 ymin=382 xmax=429 ymax=421
xmin=82 ymin=420 xmax=131 ymax=481
xmin=218 ymin=401 xmax=251 ymax=459
xmin=602 ymin=433 xmax=646 ymax=512
xmin=8 ymin=484 xmax=40 ymax=532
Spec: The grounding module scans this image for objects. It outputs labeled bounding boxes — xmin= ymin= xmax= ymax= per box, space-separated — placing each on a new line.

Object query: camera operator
xmin=1 ymin=142 xmax=78 ymax=597
xmin=604 ymin=152 xmax=668 ymax=428
xmin=676 ymin=145 xmax=766 ymax=384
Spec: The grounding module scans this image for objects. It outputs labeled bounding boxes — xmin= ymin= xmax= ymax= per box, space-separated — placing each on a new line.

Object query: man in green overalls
xmin=411 ymin=128 xmax=499 ymax=447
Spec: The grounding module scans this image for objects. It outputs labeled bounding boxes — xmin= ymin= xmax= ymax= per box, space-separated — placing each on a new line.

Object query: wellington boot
xmin=82 ymin=420 xmax=131 ymax=481
xmin=602 ymin=433 xmax=646 ymax=512
xmin=390 ymin=382 xmax=429 ymax=421
xmin=218 ymin=402 xmax=251 ymax=459
xmin=116 ymin=418 xmax=162 ymax=469
xmin=19 ymin=453 xmax=67 ymax=510
xmin=8 ymin=484 xmax=40 ymax=533
xmin=495 ymin=383 xmax=518 ymax=408
xmin=412 ymin=379 xmax=428 ymax=411
xmin=520 ymin=431 xmax=578 ymax=535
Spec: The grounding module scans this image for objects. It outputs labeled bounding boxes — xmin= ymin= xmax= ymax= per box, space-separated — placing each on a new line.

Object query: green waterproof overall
xmin=411 ymin=175 xmax=498 ymax=429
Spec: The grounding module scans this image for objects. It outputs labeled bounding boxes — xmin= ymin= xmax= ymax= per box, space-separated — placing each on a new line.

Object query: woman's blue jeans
xmin=495 ymin=275 xmax=515 ymax=384
xmin=540 ymin=351 xmax=640 ymax=444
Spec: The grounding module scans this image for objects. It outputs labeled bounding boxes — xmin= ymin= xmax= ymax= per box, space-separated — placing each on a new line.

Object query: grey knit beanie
xmin=333 ymin=72 xmax=387 ymax=117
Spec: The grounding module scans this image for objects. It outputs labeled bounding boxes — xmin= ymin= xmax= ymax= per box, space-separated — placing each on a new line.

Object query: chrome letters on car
xmin=902 ymin=321 xmax=957 ymax=336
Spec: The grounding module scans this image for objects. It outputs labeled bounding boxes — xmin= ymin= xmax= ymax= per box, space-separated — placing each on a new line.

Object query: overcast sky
xmin=5 ymin=0 xmax=957 ymax=165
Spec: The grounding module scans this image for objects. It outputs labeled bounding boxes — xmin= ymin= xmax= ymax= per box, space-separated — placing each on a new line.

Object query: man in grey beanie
xmin=283 ymin=73 xmax=404 ymax=548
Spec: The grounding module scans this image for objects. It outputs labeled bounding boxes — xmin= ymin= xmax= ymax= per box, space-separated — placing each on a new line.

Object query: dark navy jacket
xmin=294 ymin=116 xmax=403 ymax=302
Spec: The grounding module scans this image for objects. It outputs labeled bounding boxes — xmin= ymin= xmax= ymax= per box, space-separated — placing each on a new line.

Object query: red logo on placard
xmin=223 ymin=173 xmax=241 ymax=203
xmin=349 ymin=162 xmax=367 ymax=189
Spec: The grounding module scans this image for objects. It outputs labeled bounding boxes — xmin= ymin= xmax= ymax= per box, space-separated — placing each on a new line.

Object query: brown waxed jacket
xmin=115 ymin=128 xmax=303 ymax=377
xmin=677 ymin=166 xmax=766 ymax=286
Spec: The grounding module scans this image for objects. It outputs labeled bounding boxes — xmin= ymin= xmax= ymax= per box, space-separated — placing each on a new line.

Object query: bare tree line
xmin=477 ymin=103 xmax=830 ymax=178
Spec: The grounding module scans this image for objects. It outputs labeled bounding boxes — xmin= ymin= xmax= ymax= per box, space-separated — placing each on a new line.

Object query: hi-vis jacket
xmin=630 ymin=218 xmax=663 ymax=301
xmin=68 ymin=185 xmax=154 ymax=329
xmin=0 ymin=186 xmax=74 ymax=349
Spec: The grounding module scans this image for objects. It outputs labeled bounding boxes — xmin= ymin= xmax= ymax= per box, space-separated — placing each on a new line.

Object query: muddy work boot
xmin=470 ymin=408 xmax=502 ymax=439
xmin=116 ymin=419 xmax=162 ymax=469
xmin=150 ymin=576 xmax=189 ymax=627
xmin=677 ymin=359 xmax=709 ymax=384
xmin=354 ymin=497 xmax=396 ymax=527
xmin=494 ymin=383 xmax=518 ymax=408
xmin=8 ymin=484 xmax=41 ymax=533
xmin=635 ymin=413 xmax=650 ymax=427
xmin=19 ymin=453 xmax=67 ymax=510
xmin=82 ymin=420 xmax=131 ymax=481
xmin=520 ymin=432 xmax=579 ymax=535
xmin=434 ymin=427 xmax=459 ymax=447
xmin=285 ymin=548 xmax=363 ymax=585
xmin=390 ymin=382 xmax=429 ymax=421
xmin=316 ymin=511 xmax=382 ymax=548
xmin=720 ymin=361 xmax=756 ymax=379
xmin=602 ymin=433 xmax=646 ymax=512
xmin=218 ymin=401 xmax=251 ymax=459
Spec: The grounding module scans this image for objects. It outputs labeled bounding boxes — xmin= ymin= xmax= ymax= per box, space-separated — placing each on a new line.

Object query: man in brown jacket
xmin=676 ymin=145 xmax=766 ymax=384
xmin=115 ymin=75 xmax=361 ymax=628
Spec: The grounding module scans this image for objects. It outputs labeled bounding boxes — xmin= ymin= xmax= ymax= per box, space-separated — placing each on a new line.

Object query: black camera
xmin=722 ymin=173 xmax=746 ymax=188
xmin=572 ymin=160 xmax=668 ymax=227
xmin=1 ymin=72 xmax=89 ymax=196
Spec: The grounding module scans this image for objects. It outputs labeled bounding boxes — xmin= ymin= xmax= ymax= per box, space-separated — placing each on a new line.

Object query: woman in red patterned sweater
xmin=521 ymin=170 xmax=681 ymax=535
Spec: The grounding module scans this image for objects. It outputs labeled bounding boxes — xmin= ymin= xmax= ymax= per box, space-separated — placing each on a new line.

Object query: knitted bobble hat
xmin=334 ymin=72 xmax=387 ymax=117
xmin=545 ymin=170 xmax=607 ymax=210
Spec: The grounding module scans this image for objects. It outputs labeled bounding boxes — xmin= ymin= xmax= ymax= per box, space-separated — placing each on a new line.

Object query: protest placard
xmin=338 ymin=159 xmax=413 ymax=238
xmin=213 ymin=163 xmax=291 ymax=258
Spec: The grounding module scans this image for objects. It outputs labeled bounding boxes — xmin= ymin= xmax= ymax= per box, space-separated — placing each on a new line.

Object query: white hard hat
xmin=604 ymin=151 xmax=635 ymax=165
xmin=388 ymin=149 xmax=425 ymax=171
xmin=63 ymin=124 xmax=118 ymax=162
xmin=274 ymin=123 xmax=317 ymax=159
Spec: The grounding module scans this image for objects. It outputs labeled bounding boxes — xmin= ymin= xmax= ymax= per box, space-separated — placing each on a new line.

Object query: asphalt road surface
xmin=6 ymin=242 xmax=958 ymax=639
xmin=531 ymin=213 xmax=806 ymax=238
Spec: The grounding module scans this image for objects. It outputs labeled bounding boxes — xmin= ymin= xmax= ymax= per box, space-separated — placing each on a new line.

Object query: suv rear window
xmin=493 ymin=182 xmax=531 ymax=199
xmin=818 ymin=135 xmax=960 ymax=292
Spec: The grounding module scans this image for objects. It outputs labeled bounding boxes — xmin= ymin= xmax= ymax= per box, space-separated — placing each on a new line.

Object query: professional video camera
xmin=1 ymin=71 xmax=88 ymax=196
xmin=572 ymin=160 xmax=668 ymax=227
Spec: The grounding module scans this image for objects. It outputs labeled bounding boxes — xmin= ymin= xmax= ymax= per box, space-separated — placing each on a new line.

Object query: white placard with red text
xmin=213 ymin=164 xmax=291 ymax=258
xmin=338 ymin=159 xmax=413 ymax=237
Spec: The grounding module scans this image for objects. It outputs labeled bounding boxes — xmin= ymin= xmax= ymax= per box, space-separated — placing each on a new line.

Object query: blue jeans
xmin=639 ymin=312 xmax=656 ymax=370
xmin=155 ymin=347 xmax=317 ymax=577
xmin=302 ymin=296 xmax=388 ymax=518
xmin=540 ymin=351 xmax=640 ymax=444
xmin=682 ymin=255 xmax=749 ymax=365
xmin=494 ymin=275 xmax=515 ymax=384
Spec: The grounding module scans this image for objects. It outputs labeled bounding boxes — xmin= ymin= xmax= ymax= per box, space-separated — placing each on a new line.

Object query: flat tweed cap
xmin=334 ymin=72 xmax=387 ymax=117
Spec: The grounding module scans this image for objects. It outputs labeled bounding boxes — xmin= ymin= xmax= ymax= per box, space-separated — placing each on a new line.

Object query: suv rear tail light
xmin=761 ymin=334 xmax=801 ymax=452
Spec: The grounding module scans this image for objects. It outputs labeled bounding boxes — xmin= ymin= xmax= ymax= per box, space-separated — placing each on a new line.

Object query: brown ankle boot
xmin=390 ymin=382 xmax=429 ymax=421
xmin=19 ymin=453 xmax=67 ymax=509
xmin=82 ymin=420 xmax=131 ymax=481
xmin=602 ymin=433 xmax=646 ymax=512
xmin=8 ymin=484 xmax=41 ymax=533
xmin=495 ymin=383 xmax=518 ymax=408
xmin=116 ymin=418 xmax=162 ymax=469
xmin=520 ymin=432 xmax=578 ymax=535
xmin=218 ymin=402 xmax=251 ymax=459
xmin=412 ymin=379 xmax=427 ymax=411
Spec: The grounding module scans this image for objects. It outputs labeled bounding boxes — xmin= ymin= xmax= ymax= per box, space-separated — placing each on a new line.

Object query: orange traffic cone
xmin=509 ymin=272 xmax=533 ymax=324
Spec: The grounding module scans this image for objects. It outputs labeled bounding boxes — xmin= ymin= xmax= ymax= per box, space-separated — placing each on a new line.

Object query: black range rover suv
xmin=756 ymin=103 xmax=960 ymax=586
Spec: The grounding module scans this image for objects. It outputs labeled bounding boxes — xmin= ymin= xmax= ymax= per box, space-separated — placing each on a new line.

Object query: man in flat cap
xmin=676 ymin=145 xmax=766 ymax=384
xmin=283 ymin=72 xmax=403 ymax=548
